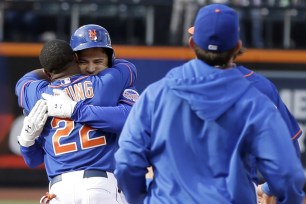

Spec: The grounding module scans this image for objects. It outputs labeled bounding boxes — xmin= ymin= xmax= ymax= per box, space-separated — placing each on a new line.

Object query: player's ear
xmin=74 ymin=53 xmax=79 ymax=63
xmin=43 ymin=69 xmax=52 ymax=79
xmin=234 ymin=40 xmax=242 ymax=54
xmin=189 ymin=36 xmax=195 ymax=49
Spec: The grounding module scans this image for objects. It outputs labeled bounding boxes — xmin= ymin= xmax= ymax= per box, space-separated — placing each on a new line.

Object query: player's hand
xmin=42 ymin=89 xmax=77 ymax=118
xmin=256 ymin=184 xmax=276 ymax=204
xmin=18 ymin=100 xmax=48 ymax=147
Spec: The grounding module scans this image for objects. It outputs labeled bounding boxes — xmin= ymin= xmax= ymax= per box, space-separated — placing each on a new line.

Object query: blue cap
xmin=193 ymin=4 xmax=239 ymax=52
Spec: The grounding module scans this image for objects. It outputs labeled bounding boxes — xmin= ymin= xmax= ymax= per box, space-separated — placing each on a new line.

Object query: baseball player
xmin=114 ymin=4 xmax=305 ymax=204
xmin=16 ymin=39 xmax=137 ymax=204
xmin=187 ymin=26 xmax=302 ymax=202
xmin=41 ymin=25 xmax=139 ymax=134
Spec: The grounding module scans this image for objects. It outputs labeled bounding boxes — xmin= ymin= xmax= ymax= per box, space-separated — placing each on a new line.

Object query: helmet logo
xmin=88 ymin=29 xmax=97 ymax=41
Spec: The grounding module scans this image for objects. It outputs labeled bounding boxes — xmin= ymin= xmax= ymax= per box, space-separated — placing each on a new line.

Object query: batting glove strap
xmin=42 ymin=89 xmax=77 ymax=118
xmin=17 ymin=135 xmax=36 ymax=147
xmin=47 ymin=99 xmax=77 ymax=118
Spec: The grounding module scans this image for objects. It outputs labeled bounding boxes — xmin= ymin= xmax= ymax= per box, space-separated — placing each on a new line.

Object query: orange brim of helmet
xmin=188 ymin=26 xmax=194 ymax=35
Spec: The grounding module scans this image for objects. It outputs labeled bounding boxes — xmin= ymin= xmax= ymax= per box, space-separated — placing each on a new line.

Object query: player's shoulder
xmin=113 ymin=59 xmax=129 ymax=64
xmin=237 ymin=65 xmax=272 ymax=83
xmin=238 ymin=86 xmax=278 ymax=119
xmin=141 ymin=77 xmax=168 ymax=101
xmin=237 ymin=66 xmax=278 ymax=101
xmin=113 ymin=59 xmax=136 ymax=68
xmin=106 ymin=58 xmax=137 ymax=76
xmin=16 ymin=70 xmax=49 ymax=96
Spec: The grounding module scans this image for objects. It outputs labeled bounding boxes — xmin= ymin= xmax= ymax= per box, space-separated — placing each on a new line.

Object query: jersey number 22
xmin=51 ymin=118 xmax=106 ymax=155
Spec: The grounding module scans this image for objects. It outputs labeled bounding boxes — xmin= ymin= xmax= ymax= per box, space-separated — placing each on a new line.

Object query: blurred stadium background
xmin=1 ymin=0 xmax=306 ymax=202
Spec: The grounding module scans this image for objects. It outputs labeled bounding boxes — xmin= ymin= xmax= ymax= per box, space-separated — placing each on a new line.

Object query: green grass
xmin=0 ymin=201 xmax=36 ymax=204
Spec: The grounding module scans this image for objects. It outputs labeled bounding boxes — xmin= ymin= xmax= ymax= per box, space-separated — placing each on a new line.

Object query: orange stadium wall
xmin=1 ymin=43 xmax=306 ymax=187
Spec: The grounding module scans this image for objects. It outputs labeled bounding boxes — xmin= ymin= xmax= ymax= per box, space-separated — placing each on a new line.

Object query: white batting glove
xmin=18 ymin=100 xmax=48 ymax=147
xmin=42 ymin=89 xmax=77 ymax=118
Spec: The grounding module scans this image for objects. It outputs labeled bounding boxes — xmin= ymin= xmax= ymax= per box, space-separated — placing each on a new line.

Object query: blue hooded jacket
xmin=115 ymin=59 xmax=305 ymax=204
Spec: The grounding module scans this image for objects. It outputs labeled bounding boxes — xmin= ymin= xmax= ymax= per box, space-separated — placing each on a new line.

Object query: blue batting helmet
xmin=70 ymin=24 xmax=114 ymax=57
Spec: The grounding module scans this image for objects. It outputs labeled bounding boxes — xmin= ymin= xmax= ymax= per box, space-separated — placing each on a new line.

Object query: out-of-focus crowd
xmin=1 ymin=0 xmax=306 ymax=49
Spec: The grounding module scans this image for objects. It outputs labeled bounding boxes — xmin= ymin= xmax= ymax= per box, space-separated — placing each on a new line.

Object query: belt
xmin=50 ymin=170 xmax=108 ymax=187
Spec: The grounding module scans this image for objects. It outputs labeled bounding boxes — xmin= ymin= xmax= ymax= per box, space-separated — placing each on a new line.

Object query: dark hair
xmin=194 ymin=44 xmax=237 ymax=68
xmin=39 ymin=39 xmax=75 ymax=74
xmin=105 ymin=48 xmax=113 ymax=67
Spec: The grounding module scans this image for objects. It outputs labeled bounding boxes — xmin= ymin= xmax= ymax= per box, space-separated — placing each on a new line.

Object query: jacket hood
xmin=166 ymin=59 xmax=251 ymax=120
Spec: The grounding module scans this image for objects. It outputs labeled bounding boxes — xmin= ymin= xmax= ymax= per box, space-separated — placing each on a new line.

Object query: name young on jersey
xmin=62 ymin=81 xmax=94 ymax=101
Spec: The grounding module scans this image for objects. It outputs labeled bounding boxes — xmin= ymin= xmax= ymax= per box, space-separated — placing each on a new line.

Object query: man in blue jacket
xmin=114 ymin=4 xmax=305 ymax=204
xmin=187 ymin=25 xmax=303 ymax=203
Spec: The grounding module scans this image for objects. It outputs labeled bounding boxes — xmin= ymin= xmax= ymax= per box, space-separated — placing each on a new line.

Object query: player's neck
xmin=50 ymin=64 xmax=82 ymax=81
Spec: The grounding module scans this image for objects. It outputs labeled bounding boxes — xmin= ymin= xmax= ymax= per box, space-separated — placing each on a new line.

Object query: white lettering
xmin=293 ymin=90 xmax=306 ymax=120
xmin=280 ymin=89 xmax=306 ymax=120
xmin=279 ymin=89 xmax=293 ymax=112
xmin=297 ymin=122 xmax=306 ymax=153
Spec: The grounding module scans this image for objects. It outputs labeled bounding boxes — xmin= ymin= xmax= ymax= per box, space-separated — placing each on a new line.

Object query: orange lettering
xmin=74 ymin=83 xmax=85 ymax=101
xmin=84 ymin=81 xmax=94 ymax=98
xmin=51 ymin=118 xmax=77 ymax=155
xmin=80 ymin=126 xmax=106 ymax=149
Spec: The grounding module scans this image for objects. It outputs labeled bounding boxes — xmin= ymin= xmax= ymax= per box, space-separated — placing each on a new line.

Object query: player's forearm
xmin=115 ymin=165 xmax=147 ymax=204
xmin=260 ymin=160 xmax=305 ymax=202
xmin=71 ymin=102 xmax=131 ymax=133
xmin=20 ymin=143 xmax=44 ymax=168
xmin=30 ymin=68 xmax=50 ymax=80
xmin=22 ymin=69 xmax=50 ymax=81
xmin=15 ymin=69 xmax=49 ymax=109
xmin=261 ymin=140 xmax=302 ymax=198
